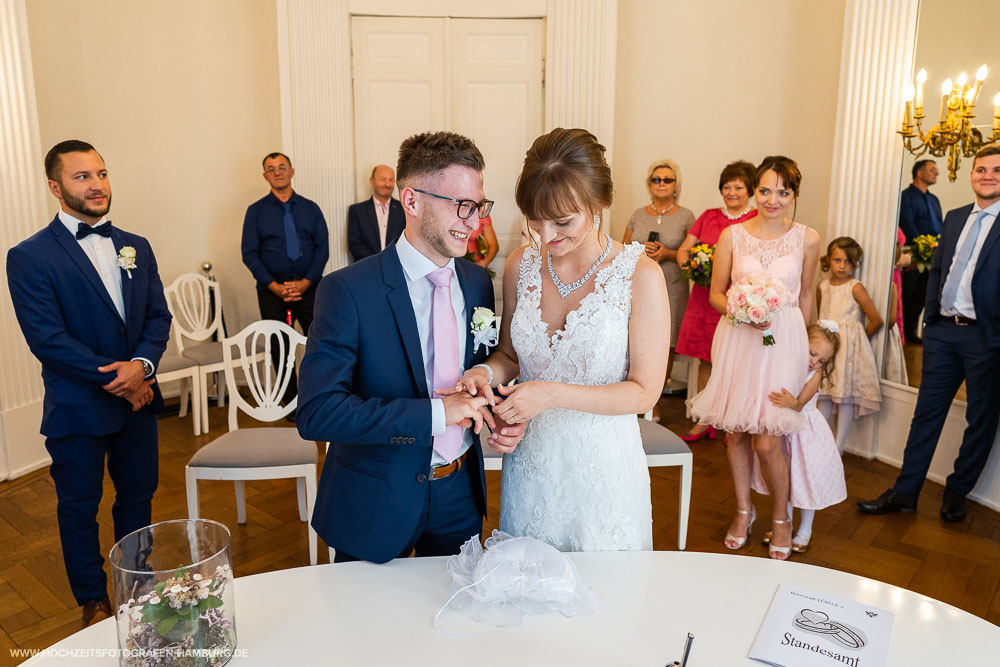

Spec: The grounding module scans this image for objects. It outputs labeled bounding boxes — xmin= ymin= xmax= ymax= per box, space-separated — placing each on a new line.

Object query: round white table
xmin=23 ymin=551 xmax=998 ymax=665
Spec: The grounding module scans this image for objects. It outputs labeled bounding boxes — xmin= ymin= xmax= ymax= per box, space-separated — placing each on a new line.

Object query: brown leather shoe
xmin=82 ymin=597 xmax=112 ymax=627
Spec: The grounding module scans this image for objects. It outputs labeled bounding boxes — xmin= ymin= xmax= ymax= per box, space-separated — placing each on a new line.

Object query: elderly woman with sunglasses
xmin=623 ymin=159 xmax=695 ymax=393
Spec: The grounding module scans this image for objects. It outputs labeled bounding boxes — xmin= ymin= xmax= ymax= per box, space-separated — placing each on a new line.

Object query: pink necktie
xmin=428 ymin=268 xmax=463 ymax=461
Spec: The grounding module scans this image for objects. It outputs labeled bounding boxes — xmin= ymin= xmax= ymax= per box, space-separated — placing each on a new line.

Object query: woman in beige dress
xmin=623 ymin=160 xmax=695 ymax=390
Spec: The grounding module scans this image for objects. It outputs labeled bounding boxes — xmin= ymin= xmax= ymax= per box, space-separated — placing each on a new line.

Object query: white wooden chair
xmin=155 ymin=349 xmax=202 ymax=436
xmin=164 ymin=273 xmax=243 ymax=433
xmin=479 ymin=413 xmax=692 ymax=550
xmin=185 ymin=320 xmax=319 ymax=565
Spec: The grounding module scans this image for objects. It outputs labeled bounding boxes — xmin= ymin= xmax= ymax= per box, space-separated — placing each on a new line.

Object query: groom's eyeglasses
xmin=412 ymin=188 xmax=494 ymax=220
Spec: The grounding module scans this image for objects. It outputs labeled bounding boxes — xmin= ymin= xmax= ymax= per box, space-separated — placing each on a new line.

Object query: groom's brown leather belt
xmin=431 ymin=450 xmax=470 ymax=480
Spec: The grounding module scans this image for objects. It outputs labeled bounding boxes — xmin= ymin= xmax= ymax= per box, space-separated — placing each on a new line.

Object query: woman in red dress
xmin=675 ymin=161 xmax=757 ymax=441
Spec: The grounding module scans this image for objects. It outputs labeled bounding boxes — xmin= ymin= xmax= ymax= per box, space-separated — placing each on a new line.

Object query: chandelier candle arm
xmin=940 ymin=79 xmax=952 ymax=123
xmin=971 ymin=65 xmax=987 ymax=105
xmin=915 ymin=68 xmax=927 ymax=111
xmin=994 ymin=92 xmax=1000 ymax=131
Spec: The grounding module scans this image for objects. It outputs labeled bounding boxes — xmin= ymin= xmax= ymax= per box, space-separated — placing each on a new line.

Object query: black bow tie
xmin=76 ymin=221 xmax=112 ymax=240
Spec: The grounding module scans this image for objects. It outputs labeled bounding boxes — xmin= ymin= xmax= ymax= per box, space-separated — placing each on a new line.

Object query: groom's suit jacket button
xmin=415 ymin=473 xmax=427 ymax=483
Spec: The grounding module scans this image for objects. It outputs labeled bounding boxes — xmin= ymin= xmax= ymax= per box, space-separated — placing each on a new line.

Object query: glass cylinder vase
xmin=109 ymin=518 xmax=237 ymax=667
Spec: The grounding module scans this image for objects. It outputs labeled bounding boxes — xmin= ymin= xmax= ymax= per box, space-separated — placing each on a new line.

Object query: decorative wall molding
xmin=826 ymin=0 xmax=919 ymax=460
xmin=0 ymin=0 xmax=49 ymax=480
xmin=543 ymin=0 xmax=617 ymax=149
xmin=276 ymin=0 xmax=355 ymax=271
xmin=277 ymin=0 xmax=618 ymax=266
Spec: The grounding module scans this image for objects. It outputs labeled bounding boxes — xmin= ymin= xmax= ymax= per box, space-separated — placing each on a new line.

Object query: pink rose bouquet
xmin=725 ymin=274 xmax=792 ymax=346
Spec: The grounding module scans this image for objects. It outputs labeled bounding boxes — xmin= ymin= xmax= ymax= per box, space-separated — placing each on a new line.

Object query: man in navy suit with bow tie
xmin=859 ymin=146 xmax=1000 ymax=522
xmin=298 ymin=132 xmax=525 ymax=563
xmin=6 ymin=140 xmax=171 ymax=626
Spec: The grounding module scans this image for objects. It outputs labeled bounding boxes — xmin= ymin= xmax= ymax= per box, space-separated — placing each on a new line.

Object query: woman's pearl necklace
xmin=722 ymin=203 xmax=753 ymax=220
xmin=650 ymin=200 xmax=676 ymax=225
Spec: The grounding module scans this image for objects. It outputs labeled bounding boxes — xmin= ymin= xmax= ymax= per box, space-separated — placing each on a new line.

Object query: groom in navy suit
xmin=6 ymin=140 xmax=171 ymax=625
xmin=859 ymin=146 xmax=1000 ymax=521
xmin=298 ymin=131 xmax=525 ymax=563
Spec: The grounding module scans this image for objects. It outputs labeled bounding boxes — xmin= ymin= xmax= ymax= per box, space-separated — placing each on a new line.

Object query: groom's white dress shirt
xmin=59 ymin=209 xmax=154 ymax=375
xmin=395 ymin=232 xmax=472 ymax=465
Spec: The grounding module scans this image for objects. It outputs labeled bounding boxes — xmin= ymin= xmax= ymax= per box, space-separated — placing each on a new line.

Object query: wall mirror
xmin=881 ymin=0 xmax=1000 ymax=399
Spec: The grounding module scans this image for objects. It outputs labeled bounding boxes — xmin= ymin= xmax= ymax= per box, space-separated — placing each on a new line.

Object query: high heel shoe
xmin=724 ymin=506 xmax=756 ymax=550
xmin=680 ymin=426 xmax=717 ymax=443
xmin=769 ymin=518 xmax=792 ymax=560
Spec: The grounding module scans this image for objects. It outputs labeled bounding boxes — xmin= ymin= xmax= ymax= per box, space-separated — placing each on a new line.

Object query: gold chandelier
xmin=898 ymin=65 xmax=1000 ymax=181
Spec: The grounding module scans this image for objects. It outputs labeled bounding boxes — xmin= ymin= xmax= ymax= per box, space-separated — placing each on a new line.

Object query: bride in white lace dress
xmin=453 ymin=129 xmax=669 ymax=551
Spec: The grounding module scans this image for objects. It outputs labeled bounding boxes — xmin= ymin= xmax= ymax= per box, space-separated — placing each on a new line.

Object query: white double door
xmin=351 ymin=16 xmax=544 ymax=264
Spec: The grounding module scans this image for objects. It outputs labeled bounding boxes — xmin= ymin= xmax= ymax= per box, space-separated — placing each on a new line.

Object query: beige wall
xmin=611 ymin=0 xmax=846 ymax=249
xmin=26 ymin=0 xmax=282 ymax=338
xmin=910 ymin=0 xmax=1000 ymax=215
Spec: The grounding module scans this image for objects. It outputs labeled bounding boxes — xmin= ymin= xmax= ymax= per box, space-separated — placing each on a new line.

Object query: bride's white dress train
xmin=499 ymin=242 xmax=653 ymax=552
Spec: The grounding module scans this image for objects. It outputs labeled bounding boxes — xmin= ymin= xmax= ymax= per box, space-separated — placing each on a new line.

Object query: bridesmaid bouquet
xmin=680 ymin=243 xmax=714 ymax=287
xmin=905 ymin=233 xmax=938 ymax=272
xmin=725 ymin=274 xmax=793 ymax=346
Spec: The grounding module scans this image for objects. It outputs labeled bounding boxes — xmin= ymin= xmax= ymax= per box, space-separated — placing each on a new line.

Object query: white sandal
xmin=769 ymin=518 xmax=792 ymax=560
xmin=724 ymin=506 xmax=756 ymax=550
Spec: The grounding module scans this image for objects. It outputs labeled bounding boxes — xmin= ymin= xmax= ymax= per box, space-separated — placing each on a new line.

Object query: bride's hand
xmin=494 ymin=381 xmax=552 ymax=424
xmin=484 ymin=410 xmax=528 ymax=454
xmin=438 ymin=365 xmax=496 ymax=406
xmin=748 ymin=320 xmax=771 ymax=331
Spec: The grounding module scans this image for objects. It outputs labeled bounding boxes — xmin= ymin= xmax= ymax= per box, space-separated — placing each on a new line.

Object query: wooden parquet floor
xmin=1 ymin=394 xmax=998 ymax=664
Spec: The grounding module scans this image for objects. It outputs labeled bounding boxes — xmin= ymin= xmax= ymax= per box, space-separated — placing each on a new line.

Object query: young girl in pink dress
xmin=753 ymin=322 xmax=848 ymax=554
xmin=687 ymin=156 xmax=821 ymax=560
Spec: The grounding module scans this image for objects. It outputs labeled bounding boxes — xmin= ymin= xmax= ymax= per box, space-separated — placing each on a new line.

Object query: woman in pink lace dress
xmin=687 ymin=156 xmax=821 ymax=560
xmin=675 ymin=160 xmax=758 ymax=441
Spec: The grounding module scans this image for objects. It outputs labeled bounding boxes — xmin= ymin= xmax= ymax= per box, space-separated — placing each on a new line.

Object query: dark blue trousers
xmin=45 ymin=408 xmax=159 ymax=605
xmin=334 ymin=454 xmax=483 ymax=563
xmin=894 ymin=319 xmax=1000 ymax=500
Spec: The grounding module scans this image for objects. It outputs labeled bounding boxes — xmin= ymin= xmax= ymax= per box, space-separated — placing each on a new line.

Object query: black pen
xmin=667 ymin=633 xmax=694 ymax=667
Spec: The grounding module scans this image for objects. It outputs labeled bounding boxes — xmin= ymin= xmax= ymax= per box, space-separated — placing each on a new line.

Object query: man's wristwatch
xmin=138 ymin=359 xmax=154 ymax=377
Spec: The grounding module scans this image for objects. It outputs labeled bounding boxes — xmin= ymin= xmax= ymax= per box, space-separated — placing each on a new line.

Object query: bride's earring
xmin=593 ymin=213 xmax=600 ymax=230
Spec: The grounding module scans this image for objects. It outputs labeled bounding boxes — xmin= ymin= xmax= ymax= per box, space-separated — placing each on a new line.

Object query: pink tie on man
xmin=428 ymin=267 xmax=463 ymax=461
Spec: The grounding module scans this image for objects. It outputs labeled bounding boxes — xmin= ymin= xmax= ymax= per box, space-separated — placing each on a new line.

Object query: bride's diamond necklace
xmin=547 ymin=234 xmax=612 ymax=299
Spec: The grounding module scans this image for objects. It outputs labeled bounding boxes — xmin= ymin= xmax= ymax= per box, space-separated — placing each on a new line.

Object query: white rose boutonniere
xmin=470 ymin=306 xmax=499 ymax=353
xmin=117 ymin=246 xmax=137 ymax=278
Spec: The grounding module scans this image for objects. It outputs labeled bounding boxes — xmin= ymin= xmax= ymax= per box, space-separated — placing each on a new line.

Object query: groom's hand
xmin=443 ymin=393 xmax=489 ymax=434
xmin=99 ymin=360 xmax=147 ymax=397
xmin=483 ymin=411 xmax=527 ymax=454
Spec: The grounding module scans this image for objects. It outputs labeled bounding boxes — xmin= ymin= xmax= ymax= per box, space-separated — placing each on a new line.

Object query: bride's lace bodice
xmin=510 ymin=242 xmax=643 ymax=386
xmin=500 ymin=242 xmax=652 ymax=553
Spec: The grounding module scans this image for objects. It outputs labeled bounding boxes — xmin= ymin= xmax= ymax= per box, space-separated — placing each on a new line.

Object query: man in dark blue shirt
xmin=898 ymin=159 xmax=942 ymax=342
xmin=241 ymin=152 xmax=329 ymax=410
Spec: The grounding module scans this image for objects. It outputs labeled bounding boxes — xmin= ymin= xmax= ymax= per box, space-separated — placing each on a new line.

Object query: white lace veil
xmin=435 ymin=530 xmax=600 ymax=629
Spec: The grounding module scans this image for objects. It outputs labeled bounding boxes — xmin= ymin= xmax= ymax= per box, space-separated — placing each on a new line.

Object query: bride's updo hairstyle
xmin=514 ymin=128 xmax=614 ymax=222
xmin=755 ymin=155 xmax=802 ymax=197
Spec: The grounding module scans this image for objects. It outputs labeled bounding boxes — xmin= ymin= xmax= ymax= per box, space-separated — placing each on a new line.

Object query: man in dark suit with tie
xmin=859 ymin=146 xmax=1000 ymax=522
xmin=898 ymin=159 xmax=943 ymax=343
xmin=241 ymin=152 xmax=329 ymax=410
xmin=5 ymin=140 xmax=172 ymax=626
xmin=297 ymin=132 xmax=526 ymax=563
xmin=347 ymin=164 xmax=406 ymax=261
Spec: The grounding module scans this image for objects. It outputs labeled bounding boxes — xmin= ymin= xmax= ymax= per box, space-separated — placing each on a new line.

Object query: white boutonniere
xmin=117 ymin=246 xmax=137 ymax=278
xmin=470 ymin=306 xmax=499 ymax=353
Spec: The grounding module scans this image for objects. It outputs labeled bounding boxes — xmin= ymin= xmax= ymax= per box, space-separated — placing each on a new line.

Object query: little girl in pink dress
xmin=752 ymin=321 xmax=848 ymax=553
